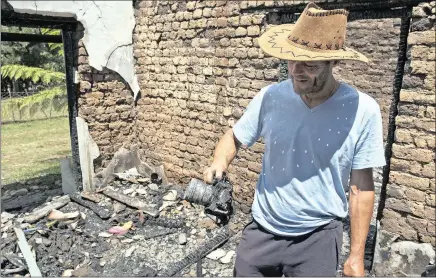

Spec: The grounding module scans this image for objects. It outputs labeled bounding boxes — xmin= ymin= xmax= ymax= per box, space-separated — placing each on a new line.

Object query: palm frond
xmin=1 ymin=64 xmax=65 ymax=84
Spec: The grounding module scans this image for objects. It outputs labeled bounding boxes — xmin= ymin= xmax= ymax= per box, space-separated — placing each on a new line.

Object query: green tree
xmin=1 ymin=26 xmax=67 ymax=121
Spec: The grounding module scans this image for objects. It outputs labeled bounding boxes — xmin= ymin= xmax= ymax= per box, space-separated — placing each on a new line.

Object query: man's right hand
xmin=203 ymin=162 xmax=227 ymax=184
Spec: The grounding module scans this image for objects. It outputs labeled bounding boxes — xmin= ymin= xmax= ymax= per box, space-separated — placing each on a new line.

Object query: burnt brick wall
xmin=381 ymin=2 xmax=435 ymax=246
xmin=133 ymin=1 xmax=275 ymax=205
xmin=132 ymin=0 xmax=404 ymax=207
xmin=73 ymin=24 xmax=138 ymax=171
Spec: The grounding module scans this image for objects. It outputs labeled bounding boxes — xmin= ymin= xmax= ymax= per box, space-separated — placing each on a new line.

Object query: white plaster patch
xmin=8 ymin=1 xmax=140 ymax=99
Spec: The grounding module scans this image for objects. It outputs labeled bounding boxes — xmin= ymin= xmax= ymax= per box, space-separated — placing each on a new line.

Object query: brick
xmin=247 ymin=25 xmax=260 ymax=36
xmin=392 ymin=144 xmax=434 ymax=163
xmin=216 ymin=17 xmax=227 ymax=27
xmin=420 ymin=235 xmax=436 ymax=246
xmin=252 ymin=14 xmax=265 ymax=24
xmin=423 ymin=74 xmax=435 ymax=91
xmin=203 ymin=7 xmax=212 ymax=17
xmin=80 ymin=81 xmax=92 ymax=91
xmin=427 ymin=222 xmax=435 ymax=237
xmin=405 ymin=187 xmax=427 ymax=202
xmin=394 ymin=129 xmax=413 ymax=143
xmin=426 ymin=106 xmax=435 ymax=119
xmin=223 ymin=107 xmax=232 ymax=117
xmin=425 ymin=206 xmax=435 ymax=220
xmin=408 ymin=30 xmax=436 ymax=45
xmin=186 ymin=1 xmax=196 ymax=11
xmin=239 ymin=98 xmax=250 ymax=108
xmin=426 ymin=193 xmax=435 ymax=207
xmin=407 ymin=215 xmax=428 ymax=232
xmin=410 ymin=45 xmax=435 ymax=61
xmin=410 ymin=61 xmax=436 ymax=75
xmin=248 ymin=161 xmax=261 ymax=173
xmin=396 ymin=116 xmax=435 ymax=132
xmin=414 ymin=137 xmax=427 ymax=148
xmin=381 ymin=209 xmax=418 ymax=241
xmin=240 ymin=15 xmax=252 ymax=26
xmin=400 ymin=89 xmax=435 ymax=105
xmin=228 ymin=16 xmax=239 ymax=26
xmin=390 ymin=171 xmax=430 ymax=190
xmin=235 ymin=27 xmax=247 ymax=37
xmin=386 ymin=184 xmax=405 ymax=199
xmin=422 ymin=162 xmax=435 ymax=178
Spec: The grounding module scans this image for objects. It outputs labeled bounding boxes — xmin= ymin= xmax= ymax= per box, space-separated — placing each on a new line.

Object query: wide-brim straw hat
xmin=258 ymin=2 xmax=369 ymax=63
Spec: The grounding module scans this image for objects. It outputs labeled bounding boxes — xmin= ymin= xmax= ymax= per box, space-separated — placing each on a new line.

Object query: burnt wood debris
xmin=0 ymin=148 xmax=242 ymax=277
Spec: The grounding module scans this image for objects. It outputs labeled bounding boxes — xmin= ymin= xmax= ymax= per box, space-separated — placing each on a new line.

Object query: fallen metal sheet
xmin=158 ymin=227 xmax=232 ymax=277
xmin=14 ymin=227 xmax=42 ymax=277
xmin=23 ymin=195 xmax=70 ymax=223
xmin=69 ymin=193 xmax=112 ymax=219
xmin=102 ymin=189 xmax=158 ymax=217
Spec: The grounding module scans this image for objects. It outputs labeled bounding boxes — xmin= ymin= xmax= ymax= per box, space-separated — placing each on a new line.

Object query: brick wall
xmin=133 ymin=1 xmax=273 ymax=206
xmin=381 ymin=2 xmax=435 ymax=246
xmin=74 ymin=24 xmax=138 ymax=172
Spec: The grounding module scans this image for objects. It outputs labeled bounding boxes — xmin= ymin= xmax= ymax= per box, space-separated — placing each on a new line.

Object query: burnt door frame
xmin=1 ymin=8 xmax=82 ymax=186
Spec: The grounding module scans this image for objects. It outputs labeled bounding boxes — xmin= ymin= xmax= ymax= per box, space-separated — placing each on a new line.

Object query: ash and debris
xmin=1 ymin=172 xmax=249 ymax=277
xmin=1 ymin=167 xmax=381 ymax=277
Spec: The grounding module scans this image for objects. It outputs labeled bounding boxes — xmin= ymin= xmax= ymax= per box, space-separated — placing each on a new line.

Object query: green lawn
xmin=1 ymin=117 xmax=72 ymax=185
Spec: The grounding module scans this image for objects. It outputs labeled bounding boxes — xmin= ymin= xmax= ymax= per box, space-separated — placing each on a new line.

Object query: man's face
xmin=287 ymin=61 xmax=333 ymax=95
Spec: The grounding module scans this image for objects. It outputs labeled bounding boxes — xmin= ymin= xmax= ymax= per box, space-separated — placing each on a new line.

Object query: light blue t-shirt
xmin=233 ymin=79 xmax=386 ymax=236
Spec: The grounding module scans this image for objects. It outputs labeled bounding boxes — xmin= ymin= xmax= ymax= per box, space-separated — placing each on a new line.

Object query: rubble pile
xmin=1 ymin=168 xmax=249 ymax=277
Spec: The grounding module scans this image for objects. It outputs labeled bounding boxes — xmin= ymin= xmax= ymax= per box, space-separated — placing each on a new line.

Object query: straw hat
xmin=258 ymin=2 xmax=368 ymax=63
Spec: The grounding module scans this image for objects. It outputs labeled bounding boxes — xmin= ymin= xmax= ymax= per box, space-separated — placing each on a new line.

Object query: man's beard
xmin=290 ymin=69 xmax=330 ymax=96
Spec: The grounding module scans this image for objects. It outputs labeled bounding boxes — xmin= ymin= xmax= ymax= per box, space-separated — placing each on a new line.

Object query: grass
xmin=1 ymin=117 xmax=72 ymax=185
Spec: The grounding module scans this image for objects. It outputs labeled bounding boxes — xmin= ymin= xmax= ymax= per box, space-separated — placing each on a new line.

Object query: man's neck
xmin=301 ymin=79 xmax=339 ymax=109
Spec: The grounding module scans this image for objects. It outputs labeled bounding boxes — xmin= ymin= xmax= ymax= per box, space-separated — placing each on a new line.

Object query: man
xmin=203 ymin=2 xmax=386 ymax=277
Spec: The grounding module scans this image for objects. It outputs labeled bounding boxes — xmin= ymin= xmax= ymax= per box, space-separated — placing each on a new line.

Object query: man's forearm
xmin=212 ymin=128 xmax=240 ymax=169
xmin=348 ymin=185 xmax=375 ymax=258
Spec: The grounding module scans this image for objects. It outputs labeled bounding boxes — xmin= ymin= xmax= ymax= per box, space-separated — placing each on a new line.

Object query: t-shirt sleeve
xmin=352 ymin=102 xmax=387 ymax=169
xmin=232 ymin=86 xmax=269 ymax=147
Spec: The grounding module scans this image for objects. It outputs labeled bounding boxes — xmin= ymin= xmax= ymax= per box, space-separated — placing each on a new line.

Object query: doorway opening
xmin=1 ymin=5 xmax=80 ymax=212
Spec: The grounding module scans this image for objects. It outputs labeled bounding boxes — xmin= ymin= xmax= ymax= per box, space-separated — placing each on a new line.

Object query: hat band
xmin=287 ymin=34 xmax=346 ymax=52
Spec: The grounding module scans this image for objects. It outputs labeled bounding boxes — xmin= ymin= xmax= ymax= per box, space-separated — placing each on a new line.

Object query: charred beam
xmin=158 ymin=227 xmax=233 ymax=277
xmin=102 ymin=189 xmax=159 ymax=217
xmin=69 ymin=193 xmax=112 ymax=219
xmin=142 ymin=228 xmax=178 ymax=240
xmin=241 ymin=0 xmax=432 ymax=14
xmin=1 ymin=8 xmax=76 ymax=29
xmin=146 ymin=216 xmax=185 ymax=229
xmin=1 ymin=32 xmax=63 ymax=43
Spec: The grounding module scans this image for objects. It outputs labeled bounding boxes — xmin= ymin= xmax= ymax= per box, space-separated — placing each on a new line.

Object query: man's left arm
xmin=344 ymin=168 xmax=375 ymax=276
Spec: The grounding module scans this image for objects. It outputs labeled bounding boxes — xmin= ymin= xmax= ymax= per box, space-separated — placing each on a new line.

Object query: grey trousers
xmin=233 ymin=218 xmax=343 ymax=277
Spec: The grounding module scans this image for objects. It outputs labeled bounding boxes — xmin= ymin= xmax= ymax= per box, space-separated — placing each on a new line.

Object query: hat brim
xmin=258 ymin=24 xmax=369 ymax=63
